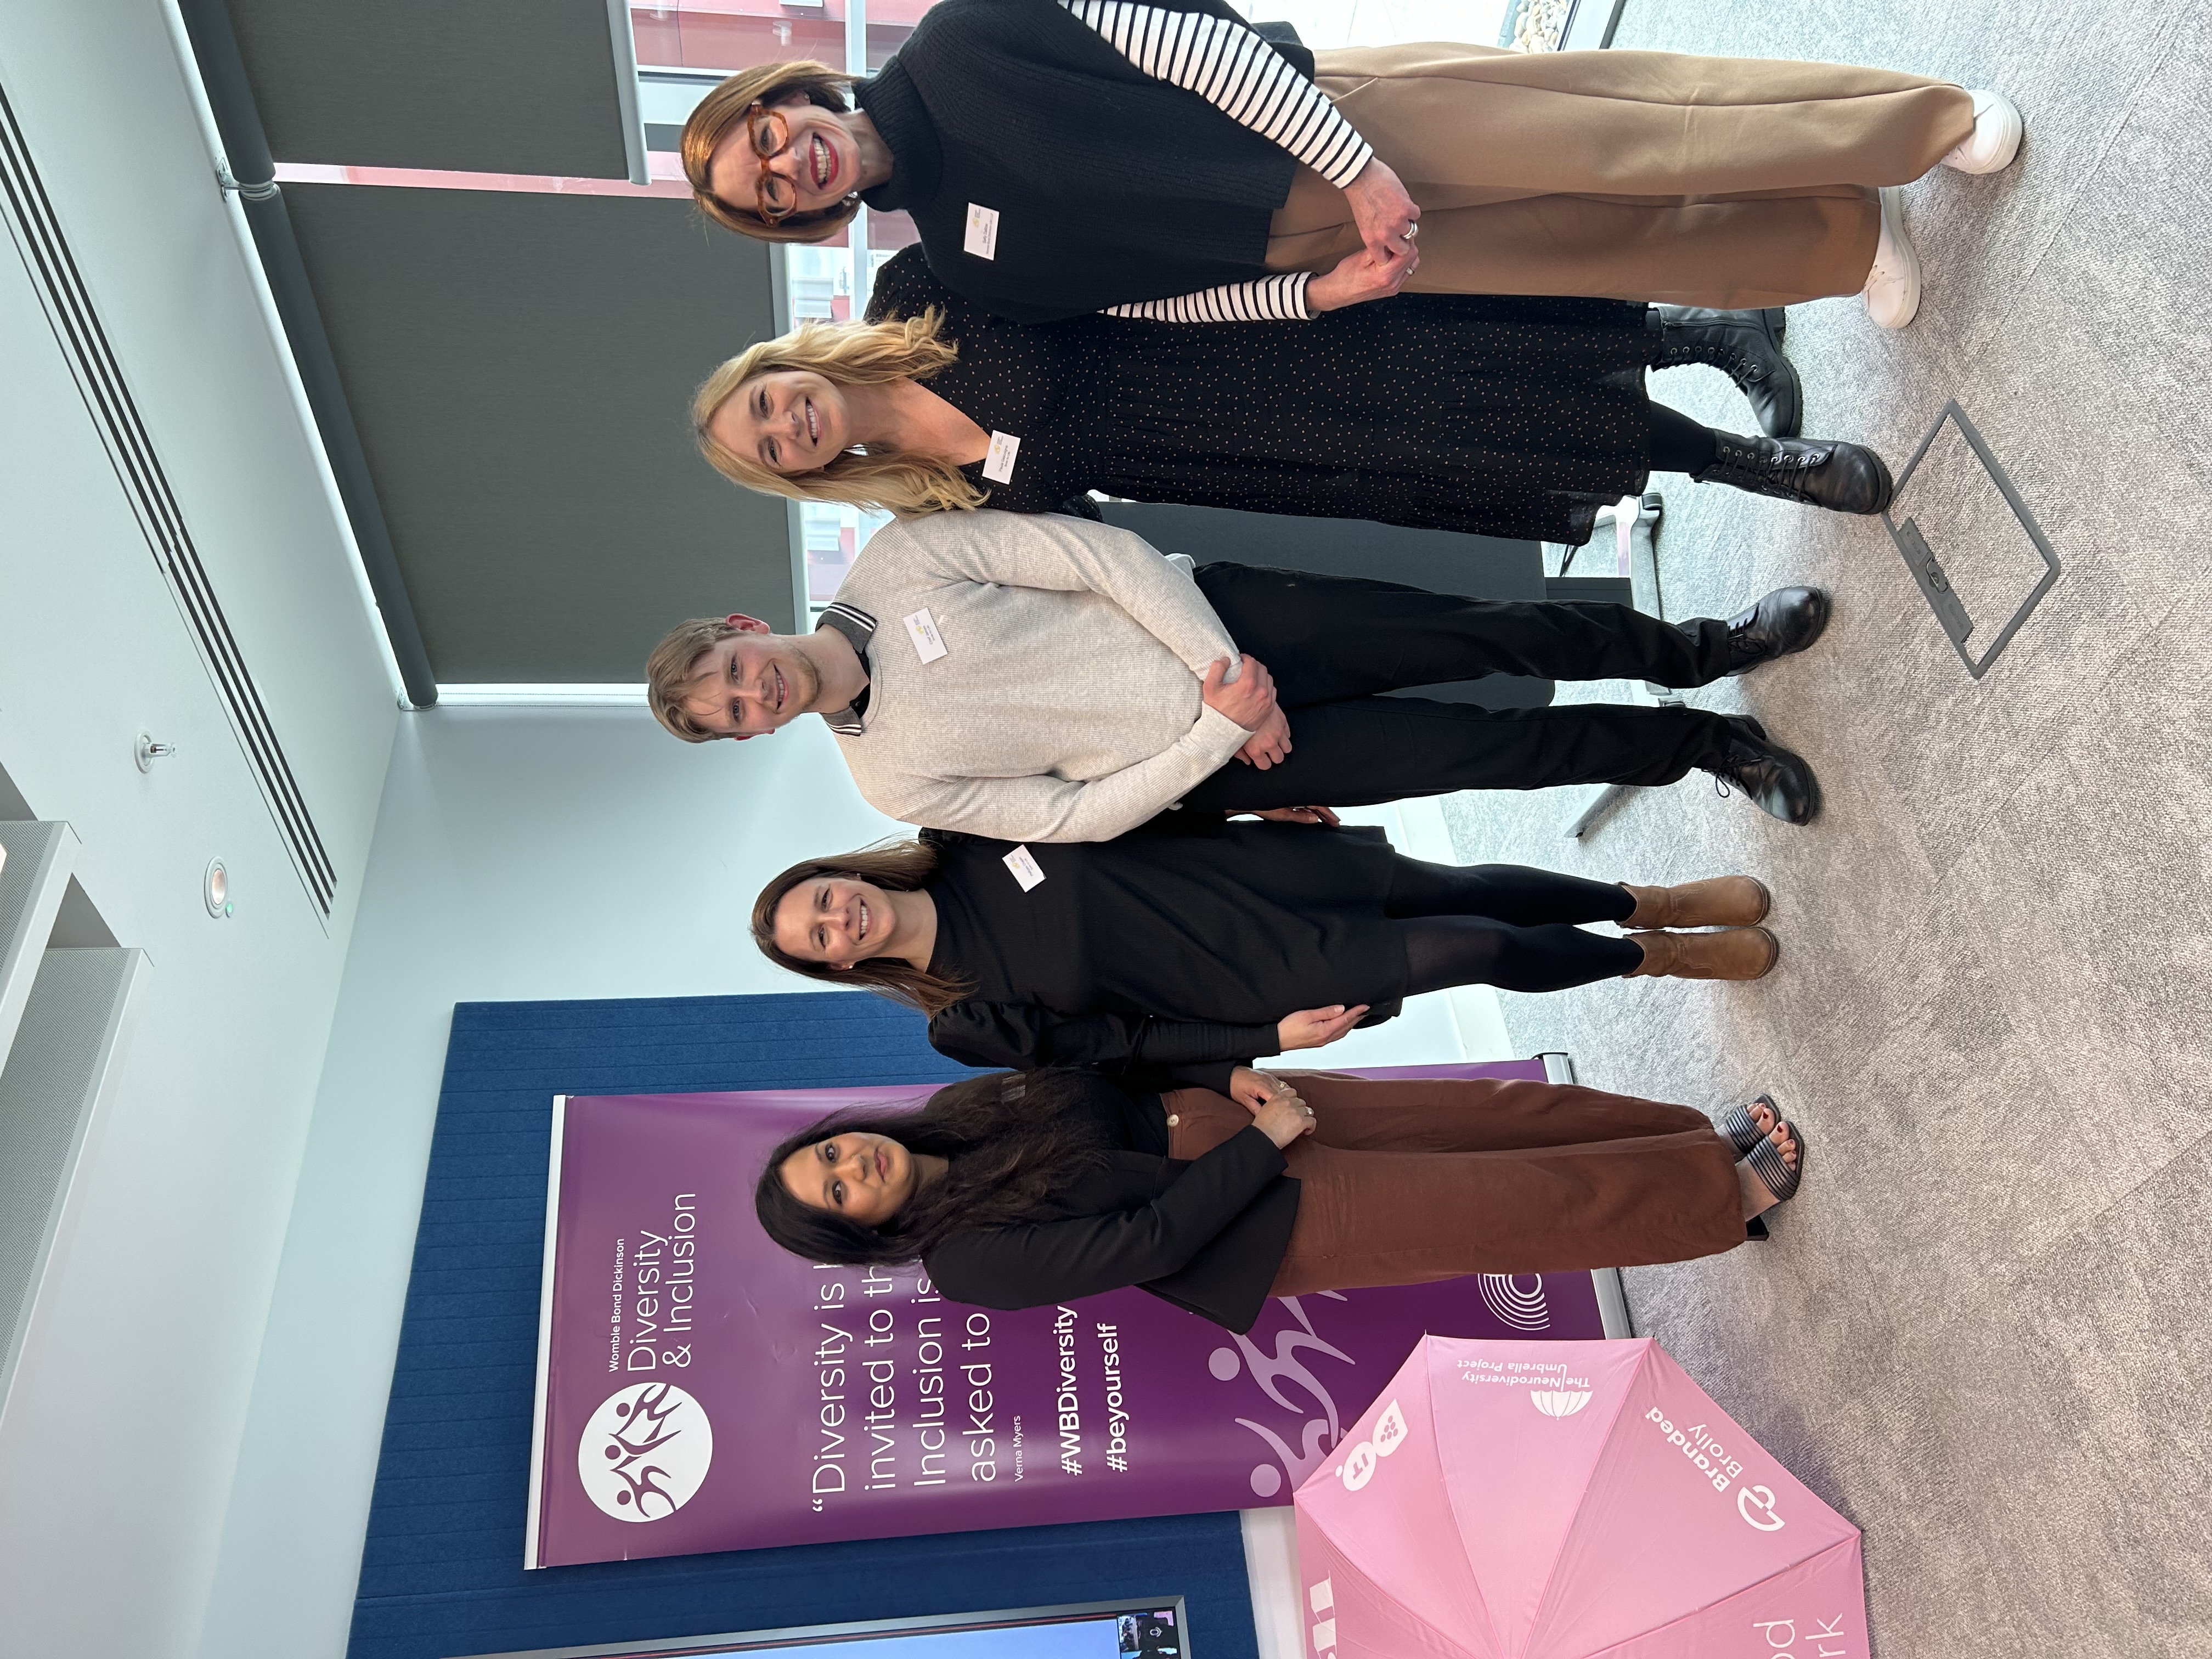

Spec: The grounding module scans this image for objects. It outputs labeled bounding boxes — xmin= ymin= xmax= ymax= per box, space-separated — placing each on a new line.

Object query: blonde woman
xmin=693 ymin=245 xmax=1895 ymax=539
xmin=679 ymin=5 xmax=2020 ymax=330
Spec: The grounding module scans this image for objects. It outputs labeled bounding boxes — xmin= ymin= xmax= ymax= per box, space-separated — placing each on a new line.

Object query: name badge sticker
xmin=901 ymin=606 xmax=949 ymax=664
xmin=981 ymin=430 xmax=1022 ymax=484
xmin=963 ymin=203 xmax=1000 ymax=261
xmin=1002 ymin=845 xmax=1046 ymax=891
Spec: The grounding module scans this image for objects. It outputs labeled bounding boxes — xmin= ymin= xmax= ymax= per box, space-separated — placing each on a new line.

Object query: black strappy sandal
xmin=1717 ymin=1094 xmax=1782 ymax=1157
xmin=1740 ymin=1099 xmax=1805 ymax=1240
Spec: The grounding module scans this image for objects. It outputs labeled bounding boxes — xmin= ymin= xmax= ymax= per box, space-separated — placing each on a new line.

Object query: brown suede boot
xmin=1625 ymin=927 xmax=1780 ymax=980
xmin=1620 ymin=876 xmax=1773 ymax=930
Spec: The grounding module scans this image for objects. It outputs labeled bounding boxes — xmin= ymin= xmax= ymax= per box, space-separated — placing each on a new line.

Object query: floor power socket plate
xmin=1882 ymin=401 xmax=2061 ymax=680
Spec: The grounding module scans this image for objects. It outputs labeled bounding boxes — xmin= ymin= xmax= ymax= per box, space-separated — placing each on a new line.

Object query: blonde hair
xmin=645 ymin=616 xmax=747 ymax=742
xmin=682 ymin=64 xmax=862 ymax=244
xmin=693 ymin=310 xmax=989 ymax=517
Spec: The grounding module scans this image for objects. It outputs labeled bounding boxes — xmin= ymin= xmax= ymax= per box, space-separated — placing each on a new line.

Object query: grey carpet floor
xmin=1437 ymin=2 xmax=2212 ymax=1652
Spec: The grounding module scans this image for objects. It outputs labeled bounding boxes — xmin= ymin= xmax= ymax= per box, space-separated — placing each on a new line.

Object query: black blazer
xmin=928 ymin=1002 xmax=1278 ymax=1077
xmin=854 ymin=0 xmax=1316 ymax=321
xmin=917 ymin=818 xmax=1403 ymax=1076
xmin=923 ymin=1125 xmax=1300 ymax=1332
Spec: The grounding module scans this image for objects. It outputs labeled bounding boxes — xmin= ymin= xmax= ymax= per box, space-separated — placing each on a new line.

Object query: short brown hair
xmin=646 ymin=616 xmax=747 ymax=742
xmin=682 ymin=63 xmax=861 ymax=244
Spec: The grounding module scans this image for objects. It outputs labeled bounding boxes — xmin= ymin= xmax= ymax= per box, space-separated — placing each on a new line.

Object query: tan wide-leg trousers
xmin=1265 ymin=44 xmax=1978 ymax=308
xmin=1162 ymin=1070 xmax=1742 ymax=1292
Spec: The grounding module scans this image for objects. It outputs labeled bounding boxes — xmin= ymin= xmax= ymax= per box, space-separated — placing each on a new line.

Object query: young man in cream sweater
xmin=647 ymin=510 xmax=1827 ymax=840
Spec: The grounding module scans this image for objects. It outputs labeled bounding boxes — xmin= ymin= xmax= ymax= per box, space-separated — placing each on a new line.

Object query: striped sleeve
xmin=1060 ymin=0 xmax=1373 ymax=188
xmin=1104 ymin=272 xmax=1313 ymax=322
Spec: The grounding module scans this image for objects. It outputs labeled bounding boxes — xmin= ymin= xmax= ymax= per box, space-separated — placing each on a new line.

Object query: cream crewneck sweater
xmin=827 ymin=510 xmax=1251 ymax=842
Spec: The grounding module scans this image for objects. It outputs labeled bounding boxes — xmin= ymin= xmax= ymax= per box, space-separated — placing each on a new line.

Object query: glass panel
xmin=682 ymin=1605 xmax=1172 ymax=1657
xmin=633 ymin=2 xmax=847 ymax=75
xmin=630 ymin=1 xmax=927 ymax=82
xmin=469 ymin=1602 xmax=1184 ymax=1659
xmin=1236 ymin=0 xmax=1513 ymax=48
xmin=802 ymin=500 xmax=893 ymax=620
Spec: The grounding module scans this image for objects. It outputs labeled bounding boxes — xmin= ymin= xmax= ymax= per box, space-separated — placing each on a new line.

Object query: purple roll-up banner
xmin=524 ymin=1062 xmax=1605 ymax=1567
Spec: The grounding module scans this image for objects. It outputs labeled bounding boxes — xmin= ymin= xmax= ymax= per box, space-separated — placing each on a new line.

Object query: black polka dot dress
xmin=865 ymin=245 xmax=1657 ymax=545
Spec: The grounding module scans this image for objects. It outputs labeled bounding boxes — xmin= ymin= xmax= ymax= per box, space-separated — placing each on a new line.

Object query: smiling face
xmin=706 ymin=95 xmax=855 ymax=223
xmin=771 ymin=874 xmax=895 ymax=969
xmin=678 ymin=626 xmax=823 ymax=739
xmin=710 ymin=370 xmax=850 ymax=476
xmin=780 ymin=1130 xmax=918 ymax=1226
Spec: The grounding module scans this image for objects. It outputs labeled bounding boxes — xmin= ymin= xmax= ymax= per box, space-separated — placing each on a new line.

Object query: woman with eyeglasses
xmin=679 ymin=2 xmax=2019 ymax=333
xmin=753 ymin=1065 xmax=1806 ymax=1330
xmin=749 ymin=824 xmax=1785 ymax=1079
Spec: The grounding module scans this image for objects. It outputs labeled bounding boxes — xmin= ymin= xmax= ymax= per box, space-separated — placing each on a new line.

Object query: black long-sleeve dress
xmin=864 ymin=245 xmax=1657 ymax=545
xmin=920 ymin=821 xmax=1406 ymax=1074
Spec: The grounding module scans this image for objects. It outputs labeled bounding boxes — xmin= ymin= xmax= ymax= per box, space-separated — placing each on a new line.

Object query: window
xmin=458 ymin=1599 xmax=1189 ymax=1659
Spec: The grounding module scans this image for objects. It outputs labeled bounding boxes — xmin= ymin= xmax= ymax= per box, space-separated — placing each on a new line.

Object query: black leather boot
xmin=1652 ymin=306 xmax=1802 ymax=438
xmin=1725 ymin=586 xmax=1832 ymax=676
xmin=1695 ymin=432 xmax=1894 ymax=516
xmin=1702 ymin=716 xmax=1821 ymax=826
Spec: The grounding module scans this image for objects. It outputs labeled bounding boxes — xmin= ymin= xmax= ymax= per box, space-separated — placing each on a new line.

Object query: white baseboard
xmin=1240 ymin=1506 xmax=1304 ymax=1659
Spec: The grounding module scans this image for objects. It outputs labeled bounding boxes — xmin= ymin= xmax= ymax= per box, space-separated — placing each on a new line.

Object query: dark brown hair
xmin=751 ymin=839 xmax=973 ymax=1015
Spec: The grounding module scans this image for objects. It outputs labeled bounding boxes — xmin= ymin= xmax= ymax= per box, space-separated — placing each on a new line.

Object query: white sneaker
xmin=1863 ymin=185 xmax=1921 ymax=329
xmin=1942 ymin=89 xmax=2023 ymax=174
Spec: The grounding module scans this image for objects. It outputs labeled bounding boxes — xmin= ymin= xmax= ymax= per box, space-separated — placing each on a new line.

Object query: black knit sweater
xmin=854 ymin=0 xmax=1316 ymax=323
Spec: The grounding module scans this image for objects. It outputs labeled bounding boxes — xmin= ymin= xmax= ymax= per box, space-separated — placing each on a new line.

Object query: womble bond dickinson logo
xmin=578 ymin=1380 xmax=714 ymax=1521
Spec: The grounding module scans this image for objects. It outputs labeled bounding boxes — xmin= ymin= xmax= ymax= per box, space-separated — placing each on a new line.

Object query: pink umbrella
xmin=1294 ymin=1336 xmax=1868 ymax=1659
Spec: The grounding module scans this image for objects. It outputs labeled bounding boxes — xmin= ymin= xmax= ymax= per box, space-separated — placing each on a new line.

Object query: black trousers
xmin=1180 ymin=563 xmax=1743 ymax=812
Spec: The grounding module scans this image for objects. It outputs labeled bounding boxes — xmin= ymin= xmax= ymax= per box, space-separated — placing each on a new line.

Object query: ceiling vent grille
xmin=0 ymin=82 xmax=335 ymax=919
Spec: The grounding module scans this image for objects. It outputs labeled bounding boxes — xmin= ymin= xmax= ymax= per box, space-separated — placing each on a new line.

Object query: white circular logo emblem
xmin=1736 ymin=1483 xmax=1785 ymax=1531
xmin=578 ymin=1381 xmax=714 ymax=1522
xmin=1530 ymin=1391 xmax=1592 ymax=1418
xmin=1477 ymin=1273 xmax=1550 ymax=1330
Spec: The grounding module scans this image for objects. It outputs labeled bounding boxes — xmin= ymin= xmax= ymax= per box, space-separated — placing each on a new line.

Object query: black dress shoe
xmin=1725 ymin=586 xmax=1833 ymax=676
xmin=1702 ymin=715 xmax=1822 ymax=825
xmin=1652 ymin=306 xmax=1802 ymax=438
xmin=1695 ymin=433 xmax=1894 ymax=516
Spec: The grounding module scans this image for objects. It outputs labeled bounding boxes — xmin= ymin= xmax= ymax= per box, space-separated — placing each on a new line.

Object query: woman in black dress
xmin=692 ymin=246 xmax=1892 ymax=544
xmin=753 ymin=1065 xmax=1807 ymax=1330
xmin=750 ymin=823 xmax=1780 ymax=1074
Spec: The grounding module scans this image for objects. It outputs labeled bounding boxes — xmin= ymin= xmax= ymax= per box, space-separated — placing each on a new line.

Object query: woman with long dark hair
xmin=691 ymin=248 xmax=1895 ymax=535
xmin=754 ymin=1065 xmax=1807 ymax=1330
xmin=752 ymin=823 xmax=1781 ymax=1074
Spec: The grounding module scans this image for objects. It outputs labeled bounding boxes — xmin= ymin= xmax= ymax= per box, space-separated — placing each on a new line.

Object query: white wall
xmin=194 ymin=706 xmax=1505 ymax=1657
xmin=0 ymin=3 xmax=403 ymax=1656
xmin=195 ymin=708 xmax=908 ymax=1659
